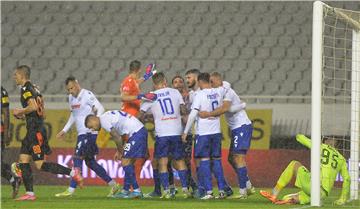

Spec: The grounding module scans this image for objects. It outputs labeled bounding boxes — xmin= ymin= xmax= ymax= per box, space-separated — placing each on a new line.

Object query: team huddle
xmin=0 ymin=61 xmax=350 ymax=205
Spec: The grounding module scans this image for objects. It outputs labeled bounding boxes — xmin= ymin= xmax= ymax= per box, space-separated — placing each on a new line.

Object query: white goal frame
xmin=312 ymin=1 xmax=360 ymax=206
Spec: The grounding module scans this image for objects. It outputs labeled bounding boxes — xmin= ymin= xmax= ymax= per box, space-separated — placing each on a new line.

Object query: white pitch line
xmin=290 ymin=205 xmax=314 ymax=209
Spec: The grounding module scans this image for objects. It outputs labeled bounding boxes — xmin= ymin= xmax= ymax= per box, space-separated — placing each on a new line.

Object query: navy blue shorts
xmin=194 ymin=133 xmax=222 ymax=158
xmin=155 ymin=135 xmax=185 ymax=160
xmin=123 ymin=127 xmax=148 ymax=159
xmin=230 ymin=124 xmax=253 ymax=154
xmin=75 ymin=133 xmax=99 ymax=158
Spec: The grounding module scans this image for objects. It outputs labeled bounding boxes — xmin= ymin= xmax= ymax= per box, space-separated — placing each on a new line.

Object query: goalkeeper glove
xmin=137 ymin=92 xmax=157 ymax=102
xmin=143 ymin=63 xmax=156 ymax=81
xmin=333 ymin=198 xmax=346 ymax=206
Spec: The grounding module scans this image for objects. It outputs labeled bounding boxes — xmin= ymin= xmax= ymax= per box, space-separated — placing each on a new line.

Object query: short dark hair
xmin=65 ymin=76 xmax=77 ymax=85
xmin=129 ymin=60 xmax=141 ymax=73
xmin=16 ymin=65 xmax=31 ymax=79
xmin=171 ymin=75 xmax=184 ymax=84
xmin=152 ymin=72 xmax=166 ymax=85
xmin=84 ymin=114 xmax=96 ymax=128
xmin=185 ymin=69 xmax=200 ymax=76
xmin=198 ymin=73 xmax=210 ymax=83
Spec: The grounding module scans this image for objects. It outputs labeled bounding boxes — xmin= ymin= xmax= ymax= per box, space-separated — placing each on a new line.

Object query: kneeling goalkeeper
xmin=260 ymin=134 xmax=350 ymax=206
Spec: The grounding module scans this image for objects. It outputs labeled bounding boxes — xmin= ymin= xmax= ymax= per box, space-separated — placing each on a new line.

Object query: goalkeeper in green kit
xmin=260 ymin=134 xmax=350 ymax=205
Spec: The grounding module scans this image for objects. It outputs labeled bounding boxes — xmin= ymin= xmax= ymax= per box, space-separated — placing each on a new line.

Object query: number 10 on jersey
xmin=158 ymin=98 xmax=174 ymax=115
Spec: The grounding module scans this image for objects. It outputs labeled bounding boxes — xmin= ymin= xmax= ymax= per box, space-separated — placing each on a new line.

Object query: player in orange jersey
xmin=119 ymin=60 xmax=156 ymax=187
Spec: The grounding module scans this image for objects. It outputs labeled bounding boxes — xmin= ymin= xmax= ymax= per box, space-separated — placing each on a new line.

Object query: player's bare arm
xmin=109 ymin=128 xmax=125 ymax=160
xmin=13 ymin=98 xmax=38 ymax=117
xmin=119 ymin=90 xmax=138 ymax=102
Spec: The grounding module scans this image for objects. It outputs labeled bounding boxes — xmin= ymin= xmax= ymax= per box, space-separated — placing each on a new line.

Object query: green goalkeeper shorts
xmin=295 ymin=166 xmax=328 ymax=204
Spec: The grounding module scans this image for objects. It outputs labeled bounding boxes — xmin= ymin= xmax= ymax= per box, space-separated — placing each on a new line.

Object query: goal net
xmin=312 ymin=1 xmax=360 ymax=206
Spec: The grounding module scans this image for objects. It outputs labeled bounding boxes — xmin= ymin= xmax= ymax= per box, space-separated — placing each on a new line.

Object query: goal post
xmin=312 ymin=1 xmax=360 ymax=206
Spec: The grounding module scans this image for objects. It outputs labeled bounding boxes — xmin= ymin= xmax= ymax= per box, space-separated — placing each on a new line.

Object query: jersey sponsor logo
xmin=71 ymin=104 xmax=81 ymax=109
xmin=22 ymin=91 xmax=32 ymax=99
xmin=161 ymin=116 xmax=178 ymax=121
xmin=2 ymin=96 xmax=9 ymax=104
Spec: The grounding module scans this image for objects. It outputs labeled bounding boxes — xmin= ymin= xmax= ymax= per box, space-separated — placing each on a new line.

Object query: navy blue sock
xmin=128 ymin=164 xmax=139 ymax=190
xmin=70 ymin=158 xmax=83 ymax=188
xmin=159 ymin=172 xmax=169 ymax=191
xmin=211 ymin=159 xmax=226 ymax=191
xmin=153 ymin=169 xmax=161 ymax=193
xmin=199 ymin=160 xmax=212 ymax=193
xmin=86 ymin=159 xmax=112 ymax=183
xmin=236 ymin=166 xmax=249 ymax=189
xmin=122 ymin=165 xmax=132 ymax=191
xmin=196 ymin=166 xmax=204 ymax=193
xmin=178 ymin=169 xmax=188 ymax=188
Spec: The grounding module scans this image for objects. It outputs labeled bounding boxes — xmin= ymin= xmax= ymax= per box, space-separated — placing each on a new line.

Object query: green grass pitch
xmin=1 ymin=185 xmax=359 ymax=209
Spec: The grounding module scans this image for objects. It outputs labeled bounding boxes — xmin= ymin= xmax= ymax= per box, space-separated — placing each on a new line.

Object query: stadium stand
xmin=1 ymin=1 xmax=359 ymax=100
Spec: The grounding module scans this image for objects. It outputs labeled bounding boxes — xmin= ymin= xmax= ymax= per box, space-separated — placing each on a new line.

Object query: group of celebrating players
xmin=0 ymin=60 xmax=351 ymax=205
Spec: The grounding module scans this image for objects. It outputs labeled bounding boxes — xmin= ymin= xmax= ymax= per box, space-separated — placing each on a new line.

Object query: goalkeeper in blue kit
xmin=260 ymin=134 xmax=350 ymax=205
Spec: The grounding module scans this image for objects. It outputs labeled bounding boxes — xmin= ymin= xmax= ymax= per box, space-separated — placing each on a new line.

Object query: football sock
xmin=129 ymin=165 xmax=140 ymax=190
xmin=159 ymin=172 xmax=169 ymax=191
xmin=199 ymin=160 xmax=212 ymax=193
xmin=69 ymin=157 xmax=83 ymax=189
xmin=73 ymin=157 xmax=82 ymax=168
xmin=246 ymin=180 xmax=253 ymax=189
xmin=153 ymin=169 xmax=161 ymax=193
xmin=1 ymin=161 xmax=13 ymax=182
xmin=274 ymin=161 xmax=297 ymax=196
xmin=86 ymin=158 xmax=112 ymax=183
xmin=19 ymin=163 xmax=33 ymax=192
xmin=41 ymin=162 xmax=71 ymax=175
xmin=189 ymin=175 xmax=198 ymax=191
xmin=168 ymin=164 xmax=174 ymax=186
xmin=69 ymin=179 xmax=77 ymax=189
xmin=122 ymin=165 xmax=132 ymax=191
xmin=211 ymin=159 xmax=226 ymax=191
xmin=236 ymin=166 xmax=249 ymax=189
xmin=196 ymin=166 xmax=205 ymax=193
xmin=177 ymin=169 xmax=188 ymax=188
xmin=107 ymin=180 xmax=116 ymax=187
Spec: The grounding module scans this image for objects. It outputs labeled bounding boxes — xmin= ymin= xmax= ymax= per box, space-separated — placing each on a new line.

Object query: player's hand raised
xmin=198 ymin=111 xmax=211 ymax=118
xmin=143 ymin=63 xmax=156 ymax=81
xmin=56 ymin=131 xmax=66 ymax=140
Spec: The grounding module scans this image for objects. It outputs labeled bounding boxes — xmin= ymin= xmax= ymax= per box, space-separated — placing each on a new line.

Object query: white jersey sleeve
xmin=140 ymin=101 xmax=153 ymax=113
xmin=224 ymin=88 xmax=252 ymax=130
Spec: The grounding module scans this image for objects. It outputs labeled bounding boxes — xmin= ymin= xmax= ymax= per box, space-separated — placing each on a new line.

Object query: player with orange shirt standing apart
xmin=119 ymin=60 xmax=156 ymax=185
